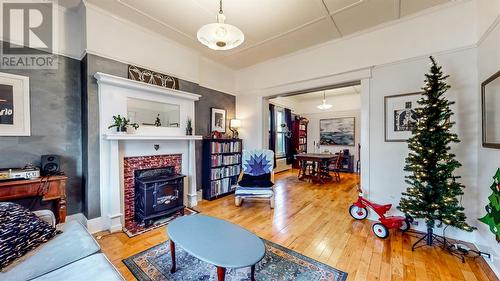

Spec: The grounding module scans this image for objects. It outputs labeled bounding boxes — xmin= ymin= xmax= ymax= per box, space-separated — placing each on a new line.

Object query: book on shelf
xmin=210 ymin=177 xmax=237 ymax=197
xmin=211 ymin=141 xmax=241 ymax=154
xmin=210 ymin=165 xmax=241 ymax=180
xmin=210 ymin=154 xmax=241 ymax=167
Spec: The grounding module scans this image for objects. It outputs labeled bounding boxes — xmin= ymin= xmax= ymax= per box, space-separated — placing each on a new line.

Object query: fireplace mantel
xmin=93 ymin=72 xmax=202 ymax=233
xmin=104 ymin=134 xmax=203 ymax=141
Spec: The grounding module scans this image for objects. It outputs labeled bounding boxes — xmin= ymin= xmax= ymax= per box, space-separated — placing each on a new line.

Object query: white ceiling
xmin=85 ymin=0 xmax=451 ymax=69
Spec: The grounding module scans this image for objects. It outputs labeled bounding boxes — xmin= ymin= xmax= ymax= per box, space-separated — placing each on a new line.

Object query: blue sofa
xmin=0 ymin=212 xmax=123 ymax=281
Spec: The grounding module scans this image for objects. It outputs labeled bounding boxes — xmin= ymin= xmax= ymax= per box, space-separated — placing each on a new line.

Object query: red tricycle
xmin=349 ymin=185 xmax=412 ymax=239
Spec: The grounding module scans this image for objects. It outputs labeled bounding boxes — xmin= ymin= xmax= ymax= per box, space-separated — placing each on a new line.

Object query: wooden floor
xmin=98 ymin=170 xmax=498 ymax=281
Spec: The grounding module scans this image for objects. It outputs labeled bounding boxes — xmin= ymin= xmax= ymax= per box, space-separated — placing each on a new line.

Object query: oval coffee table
xmin=167 ymin=214 xmax=265 ymax=281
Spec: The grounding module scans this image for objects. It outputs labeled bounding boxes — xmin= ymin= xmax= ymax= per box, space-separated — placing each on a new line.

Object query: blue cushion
xmin=31 ymin=253 xmax=123 ymax=281
xmin=0 ymin=221 xmax=100 ymax=281
xmin=235 ymin=186 xmax=274 ymax=197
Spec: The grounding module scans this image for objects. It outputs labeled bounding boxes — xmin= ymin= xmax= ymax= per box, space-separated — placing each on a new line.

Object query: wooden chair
xmin=234 ymin=149 xmax=275 ymax=208
xmin=330 ymin=152 xmax=343 ymax=182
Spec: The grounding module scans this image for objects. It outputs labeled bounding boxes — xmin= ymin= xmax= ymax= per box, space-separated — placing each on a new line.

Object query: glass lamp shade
xmin=317 ymin=99 xmax=333 ymax=110
xmin=197 ymin=13 xmax=244 ymax=50
xmin=230 ymin=119 xmax=241 ymax=129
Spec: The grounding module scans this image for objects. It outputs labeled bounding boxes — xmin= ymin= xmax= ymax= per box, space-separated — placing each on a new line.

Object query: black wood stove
xmin=134 ymin=166 xmax=185 ymax=226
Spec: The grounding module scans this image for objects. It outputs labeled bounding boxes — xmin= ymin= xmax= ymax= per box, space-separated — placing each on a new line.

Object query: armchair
xmin=234 ymin=149 xmax=275 ymax=208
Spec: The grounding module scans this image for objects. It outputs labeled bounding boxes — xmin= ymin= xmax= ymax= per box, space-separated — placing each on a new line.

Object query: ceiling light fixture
xmin=317 ymin=91 xmax=332 ymax=110
xmin=197 ymin=0 xmax=244 ymax=51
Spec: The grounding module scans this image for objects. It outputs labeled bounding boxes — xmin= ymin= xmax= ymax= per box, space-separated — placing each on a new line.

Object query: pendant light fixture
xmin=197 ymin=0 xmax=244 ymax=51
xmin=317 ymin=91 xmax=332 ymax=110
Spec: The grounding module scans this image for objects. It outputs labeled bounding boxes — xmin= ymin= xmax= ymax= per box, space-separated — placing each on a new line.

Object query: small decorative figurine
xmin=154 ymin=114 xmax=162 ymax=127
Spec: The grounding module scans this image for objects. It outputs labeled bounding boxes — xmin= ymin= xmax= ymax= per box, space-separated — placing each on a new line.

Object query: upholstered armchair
xmin=235 ymin=149 xmax=275 ymax=208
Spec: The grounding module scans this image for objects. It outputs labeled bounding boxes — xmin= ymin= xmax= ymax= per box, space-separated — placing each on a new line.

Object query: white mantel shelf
xmin=104 ymin=134 xmax=203 ymax=141
xmin=94 ymin=72 xmax=201 ymax=101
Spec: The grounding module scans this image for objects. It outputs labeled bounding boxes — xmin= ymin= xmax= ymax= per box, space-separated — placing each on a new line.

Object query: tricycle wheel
xmin=373 ymin=223 xmax=389 ymax=239
xmin=349 ymin=205 xmax=368 ymax=220
xmin=399 ymin=219 xmax=411 ymax=232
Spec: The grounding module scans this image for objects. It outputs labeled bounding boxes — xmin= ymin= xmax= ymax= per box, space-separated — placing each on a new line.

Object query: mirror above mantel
xmin=127 ymin=98 xmax=180 ymax=128
xmin=94 ymin=72 xmax=202 ymax=139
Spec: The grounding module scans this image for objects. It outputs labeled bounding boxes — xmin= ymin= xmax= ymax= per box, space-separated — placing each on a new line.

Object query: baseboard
xmin=475 ymin=243 xmax=500 ymax=278
xmin=65 ymin=213 xmax=87 ymax=226
xmin=65 ymin=213 xmax=109 ymax=234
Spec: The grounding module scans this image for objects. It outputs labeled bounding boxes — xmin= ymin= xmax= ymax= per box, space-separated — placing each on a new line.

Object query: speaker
xmin=41 ymin=155 xmax=60 ymax=175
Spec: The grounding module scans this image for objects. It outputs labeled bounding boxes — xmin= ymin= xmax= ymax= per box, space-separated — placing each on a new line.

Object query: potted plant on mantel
xmin=108 ymin=115 xmax=139 ymax=133
xmin=186 ymin=118 xmax=193 ymax=135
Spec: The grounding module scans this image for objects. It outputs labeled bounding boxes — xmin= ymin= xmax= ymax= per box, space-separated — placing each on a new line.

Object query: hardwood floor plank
xmin=96 ymin=170 xmax=498 ymax=281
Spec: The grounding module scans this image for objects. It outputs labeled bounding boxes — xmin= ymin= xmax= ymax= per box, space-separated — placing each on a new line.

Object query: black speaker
xmin=41 ymin=155 xmax=60 ymax=175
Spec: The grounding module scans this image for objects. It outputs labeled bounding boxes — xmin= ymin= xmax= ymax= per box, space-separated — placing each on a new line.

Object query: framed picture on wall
xmin=319 ymin=117 xmax=355 ymax=146
xmin=482 ymin=70 xmax=500 ymax=148
xmin=0 ymin=72 xmax=30 ymax=136
xmin=384 ymin=92 xmax=421 ymax=142
xmin=210 ymin=108 xmax=226 ymax=133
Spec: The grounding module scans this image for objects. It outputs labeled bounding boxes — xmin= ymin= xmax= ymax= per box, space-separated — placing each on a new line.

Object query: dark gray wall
xmin=82 ymin=54 xmax=128 ymax=219
xmin=194 ymin=86 xmax=236 ymax=186
xmin=0 ymin=53 xmax=82 ymax=215
xmin=82 ymin=54 xmax=235 ymax=219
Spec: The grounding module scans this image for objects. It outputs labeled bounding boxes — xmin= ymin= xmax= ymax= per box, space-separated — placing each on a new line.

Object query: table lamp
xmin=230 ymin=119 xmax=241 ymax=138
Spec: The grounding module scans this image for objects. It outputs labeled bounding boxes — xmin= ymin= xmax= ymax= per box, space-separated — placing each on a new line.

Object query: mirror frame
xmin=481 ymin=70 xmax=500 ymax=149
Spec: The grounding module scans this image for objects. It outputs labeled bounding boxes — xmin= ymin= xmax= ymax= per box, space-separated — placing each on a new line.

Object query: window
xmin=275 ymin=108 xmax=286 ymax=158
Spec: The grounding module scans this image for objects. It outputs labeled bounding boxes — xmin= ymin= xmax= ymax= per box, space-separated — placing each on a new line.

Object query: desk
xmin=295 ymin=153 xmax=337 ymax=183
xmin=0 ymin=176 xmax=67 ymax=223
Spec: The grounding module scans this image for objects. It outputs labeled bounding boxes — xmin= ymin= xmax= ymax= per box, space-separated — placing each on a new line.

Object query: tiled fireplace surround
xmin=123 ymin=154 xmax=182 ymax=233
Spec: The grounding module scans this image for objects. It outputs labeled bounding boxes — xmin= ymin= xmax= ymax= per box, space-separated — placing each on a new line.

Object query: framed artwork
xmin=482 ymin=70 xmax=500 ymax=148
xmin=210 ymin=108 xmax=226 ymax=133
xmin=0 ymin=72 xmax=30 ymax=136
xmin=384 ymin=92 xmax=421 ymax=142
xmin=319 ymin=117 xmax=355 ymax=146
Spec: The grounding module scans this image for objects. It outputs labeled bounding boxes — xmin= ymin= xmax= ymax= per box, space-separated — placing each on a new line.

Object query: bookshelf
xmin=202 ymin=138 xmax=242 ymax=200
xmin=292 ymin=116 xmax=308 ymax=169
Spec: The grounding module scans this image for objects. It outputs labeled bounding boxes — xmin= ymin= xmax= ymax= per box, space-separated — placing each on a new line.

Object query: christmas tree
xmin=398 ymin=57 xmax=474 ymax=246
xmin=479 ymin=168 xmax=500 ymax=242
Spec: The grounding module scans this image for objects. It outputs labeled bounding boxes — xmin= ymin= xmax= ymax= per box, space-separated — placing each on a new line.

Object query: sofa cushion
xmin=0 ymin=221 xmax=100 ymax=281
xmin=31 ymin=253 xmax=124 ymax=281
xmin=0 ymin=202 xmax=60 ymax=270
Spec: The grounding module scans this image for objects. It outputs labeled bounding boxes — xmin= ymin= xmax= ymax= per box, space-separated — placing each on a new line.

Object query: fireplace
xmin=134 ymin=166 xmax=185 ymax=227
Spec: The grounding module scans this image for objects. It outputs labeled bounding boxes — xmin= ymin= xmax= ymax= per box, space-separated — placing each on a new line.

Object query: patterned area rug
xmin=124 ymin=208 xmax=198 ymax=238
xmin=123 ymin=239 xmax=347 ymax=281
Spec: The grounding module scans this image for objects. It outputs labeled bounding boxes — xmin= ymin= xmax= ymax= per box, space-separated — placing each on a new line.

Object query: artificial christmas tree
xmin=479 ymin=168 xmax=500 ymax=242
xmin=398 ymin=56 xmax=475 ymax=249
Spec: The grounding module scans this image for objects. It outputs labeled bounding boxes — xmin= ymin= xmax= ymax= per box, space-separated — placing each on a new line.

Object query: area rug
xmin=124 ymin=208 xmax=198 ymax=238
xmin=123 ymin=239 xmax=347 ymax=281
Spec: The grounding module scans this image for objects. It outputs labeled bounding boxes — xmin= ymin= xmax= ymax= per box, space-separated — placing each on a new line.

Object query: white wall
xmin=476 ymin=12 xmax=500 ymax=275
xmin=304 ymin=110 xmax=360 ymax=166
xmin=84 ymin=3 xmax=236 ymax=94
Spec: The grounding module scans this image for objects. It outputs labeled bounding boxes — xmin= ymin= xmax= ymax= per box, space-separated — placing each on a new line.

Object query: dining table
xmin=295 ymin=153 xmax=338 ymax=183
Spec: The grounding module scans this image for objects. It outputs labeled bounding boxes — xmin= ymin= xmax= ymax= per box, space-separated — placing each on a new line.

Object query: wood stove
xmin=134 ymin=166 xmax=185 ymax=226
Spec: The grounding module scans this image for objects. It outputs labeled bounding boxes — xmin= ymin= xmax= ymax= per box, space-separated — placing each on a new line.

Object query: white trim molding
xmin=93 ymin=72 xmax=201 ymax=233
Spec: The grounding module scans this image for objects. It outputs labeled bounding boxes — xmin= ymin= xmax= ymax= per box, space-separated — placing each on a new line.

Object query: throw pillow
xmin=238 ymin=173 xmax=274 ymax=187
xmin=0 ymin=202 xmax=60 ymax=270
